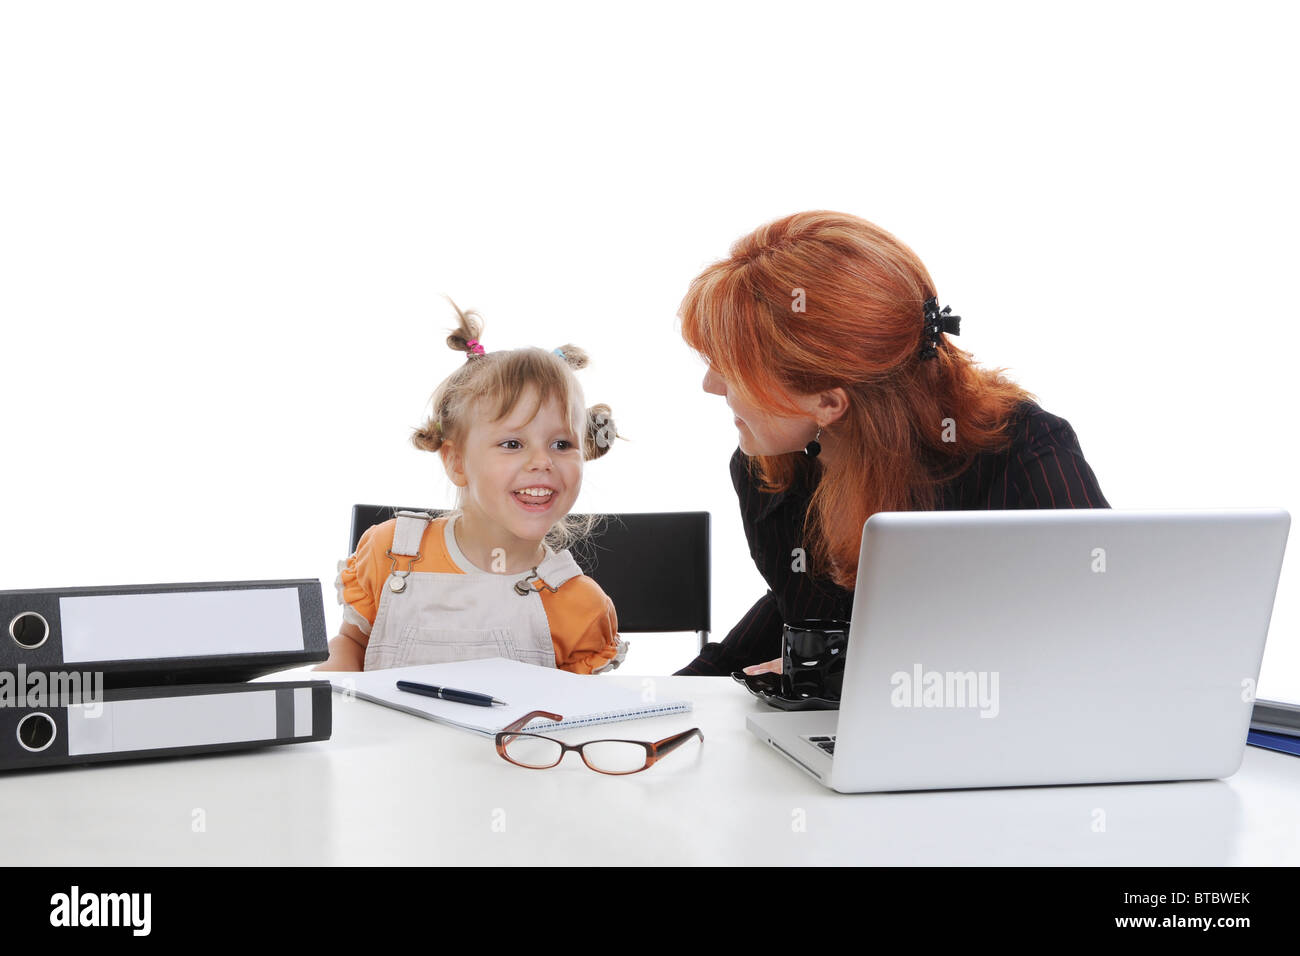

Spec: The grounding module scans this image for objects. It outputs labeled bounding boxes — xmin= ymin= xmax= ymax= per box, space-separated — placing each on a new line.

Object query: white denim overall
xmin=359 ymin=511 xmax=584 ymax=671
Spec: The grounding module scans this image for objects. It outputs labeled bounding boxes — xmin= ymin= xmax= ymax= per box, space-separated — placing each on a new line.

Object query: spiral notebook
xmin=324 ymin=657 xmax=690 ymax=735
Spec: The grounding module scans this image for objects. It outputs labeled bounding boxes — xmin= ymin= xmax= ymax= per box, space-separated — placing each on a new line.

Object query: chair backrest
xmin=349 ymin=505 xmax=710 ymax=636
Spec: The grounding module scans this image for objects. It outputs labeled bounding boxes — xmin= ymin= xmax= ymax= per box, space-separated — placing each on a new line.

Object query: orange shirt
xmin=337 ymin=517 xmax=623 ymax=674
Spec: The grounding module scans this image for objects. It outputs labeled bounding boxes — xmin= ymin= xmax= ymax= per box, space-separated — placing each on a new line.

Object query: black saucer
xmin=730 ymin=671 xmax=841 ymax=711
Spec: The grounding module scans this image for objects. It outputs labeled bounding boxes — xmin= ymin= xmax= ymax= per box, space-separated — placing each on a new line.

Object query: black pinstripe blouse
xmin=675 ymin=401 xmax=1110 ymax=676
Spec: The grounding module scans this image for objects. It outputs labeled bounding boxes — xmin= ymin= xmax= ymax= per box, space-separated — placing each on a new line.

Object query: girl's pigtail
xmin=584 ymin=403 xmax=619 ymax=461
xmin=411 ymin=417 xmax=445 ymax=453
xmin=554 ymin=344 xmax=613 ymax=460
xmin=444 ymin=297 xmax=486 ymax=358
xmin=554 ymin=343 xmax=589 ymax=370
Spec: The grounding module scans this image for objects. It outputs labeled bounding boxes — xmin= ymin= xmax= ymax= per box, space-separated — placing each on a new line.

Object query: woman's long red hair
xmin=679 ymin=211 xmax=1035 ymax=590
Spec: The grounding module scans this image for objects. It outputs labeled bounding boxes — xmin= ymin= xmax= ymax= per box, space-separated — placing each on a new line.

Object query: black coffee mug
xmin=781 ymin=620 xmax=851 ymax=701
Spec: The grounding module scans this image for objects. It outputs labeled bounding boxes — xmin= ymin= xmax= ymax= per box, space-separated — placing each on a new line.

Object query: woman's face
xmin=702 ymin=363 xmax=819 ymax=456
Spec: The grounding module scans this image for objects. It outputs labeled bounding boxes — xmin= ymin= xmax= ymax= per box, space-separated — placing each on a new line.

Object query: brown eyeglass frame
xmin=493 ymin=710 xmax=704 ymax=775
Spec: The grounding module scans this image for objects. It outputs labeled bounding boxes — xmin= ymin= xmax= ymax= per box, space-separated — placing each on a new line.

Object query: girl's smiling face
xmin=442 ymin=389 xmax=584 ymax=548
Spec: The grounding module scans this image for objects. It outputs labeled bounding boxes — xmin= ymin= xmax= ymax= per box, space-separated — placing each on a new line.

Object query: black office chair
xmin=349 ymin=505 xmax=711 ymax=648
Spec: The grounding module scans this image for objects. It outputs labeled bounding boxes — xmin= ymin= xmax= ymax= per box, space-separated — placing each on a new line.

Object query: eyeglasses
xmin=494 ymin=710 xmax=704 ymax=775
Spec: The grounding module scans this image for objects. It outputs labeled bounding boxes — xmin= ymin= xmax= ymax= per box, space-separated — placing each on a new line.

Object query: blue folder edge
xmin=1246 ymin=729 xmax=1300 ymax=757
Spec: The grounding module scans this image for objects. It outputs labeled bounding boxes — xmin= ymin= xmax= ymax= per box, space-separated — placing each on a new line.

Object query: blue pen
xmin=396 ymin=680 xmax=508 ymax=707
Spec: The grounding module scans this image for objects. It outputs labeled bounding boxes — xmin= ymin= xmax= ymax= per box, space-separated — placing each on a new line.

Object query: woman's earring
xmin=804 ymin=426 xmax=823 ymax=458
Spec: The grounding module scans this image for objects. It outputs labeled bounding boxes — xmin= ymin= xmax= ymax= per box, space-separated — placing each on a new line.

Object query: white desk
xmin=3 ymin=673 xmax=1298 ymax=865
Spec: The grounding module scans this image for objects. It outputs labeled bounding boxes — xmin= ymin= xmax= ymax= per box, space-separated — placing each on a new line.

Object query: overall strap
xmin=526 ymin=549 xmax=585 ymax=592
xmin=390 ymin=510 xmax=433 ymax=557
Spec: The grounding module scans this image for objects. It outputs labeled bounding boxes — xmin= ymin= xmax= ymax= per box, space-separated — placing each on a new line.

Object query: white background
xmin=1 ymin=1 xmax=1296 ymax=696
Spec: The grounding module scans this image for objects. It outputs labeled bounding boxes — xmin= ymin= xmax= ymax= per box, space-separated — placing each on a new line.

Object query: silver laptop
xmin=747 ymin=509 xmax=1291 ymax=792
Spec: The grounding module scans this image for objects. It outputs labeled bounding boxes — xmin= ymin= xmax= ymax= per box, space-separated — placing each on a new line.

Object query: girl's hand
xmin=742 ymin=657 xmax=783 ymax=675
xmin=314 ymin=623 xmax=368 ymax=671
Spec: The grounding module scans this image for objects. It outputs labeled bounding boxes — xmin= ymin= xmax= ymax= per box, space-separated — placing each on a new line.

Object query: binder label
xmin=58 ymin=587 xmax=305 ymax=661
xmin=66 ymin=688 xmax=280 ymax=755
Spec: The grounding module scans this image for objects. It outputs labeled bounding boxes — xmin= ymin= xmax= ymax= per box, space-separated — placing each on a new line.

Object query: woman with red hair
xmin=676 ymin=211 xmax=1109 ymax=676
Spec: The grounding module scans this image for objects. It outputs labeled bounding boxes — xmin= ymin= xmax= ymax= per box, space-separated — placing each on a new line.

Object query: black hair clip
xmin=920 ymin=297 xmax=961 ymax=360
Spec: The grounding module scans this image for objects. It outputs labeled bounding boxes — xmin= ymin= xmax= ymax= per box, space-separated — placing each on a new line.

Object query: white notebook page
xmin=325 ymin=657 xmax=690 ymax=735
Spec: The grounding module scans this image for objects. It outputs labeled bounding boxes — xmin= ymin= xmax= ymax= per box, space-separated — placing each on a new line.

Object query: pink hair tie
xmin=465 ymin=338 xmax=486 ymax=356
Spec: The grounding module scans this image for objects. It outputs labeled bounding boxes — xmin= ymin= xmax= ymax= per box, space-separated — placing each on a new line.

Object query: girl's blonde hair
xmin=411 ymin=300 xmax=618 ymax=552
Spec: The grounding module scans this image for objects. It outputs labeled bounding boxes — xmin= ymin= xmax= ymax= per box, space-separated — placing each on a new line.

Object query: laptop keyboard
xmin=808 ymin=735 xmax=836 ymax=755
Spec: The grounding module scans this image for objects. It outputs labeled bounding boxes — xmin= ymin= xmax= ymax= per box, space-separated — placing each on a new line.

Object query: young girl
xmin=316 ymin=302 xmax=626 ymax=674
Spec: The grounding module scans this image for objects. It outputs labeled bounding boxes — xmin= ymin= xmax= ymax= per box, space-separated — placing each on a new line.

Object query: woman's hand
xmin=742 ymin=657 xmax=783 ymax=675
